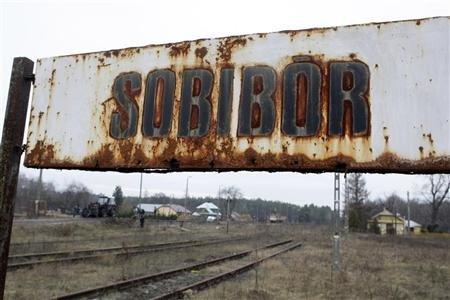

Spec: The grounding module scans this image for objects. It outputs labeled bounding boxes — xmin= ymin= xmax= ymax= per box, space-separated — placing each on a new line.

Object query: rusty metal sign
xmin=25 ymin=17 xmax=450 ymax=173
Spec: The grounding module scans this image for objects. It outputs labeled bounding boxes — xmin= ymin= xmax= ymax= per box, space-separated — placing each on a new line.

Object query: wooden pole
xmin=0 ymin=57 xmax=34 ymax=298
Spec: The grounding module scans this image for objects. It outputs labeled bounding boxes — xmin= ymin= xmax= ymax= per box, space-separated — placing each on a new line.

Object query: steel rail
xmin=9 ymin=239 xmax=199 ymax=262
xmin=152 ymin=241 xmax=303 ymax=300
xmin=8 ymin=237 xmax=247 ymax=270
xmin=10 ymin=227 xmax=195 ymax=248
xmin=54 ymin=239 xmax=293 ymax=300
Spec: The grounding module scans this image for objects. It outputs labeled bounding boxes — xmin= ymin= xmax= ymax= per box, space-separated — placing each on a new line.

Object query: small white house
xmin=136 ymin=204 xmax=162 ymax=216
xmin=193 ymin=202 xmax=221 ymax=220
xmin=405 ymin=220 xmax=423 ymax=234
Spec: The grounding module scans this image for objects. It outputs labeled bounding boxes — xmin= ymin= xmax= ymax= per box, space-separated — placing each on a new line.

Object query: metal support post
xmin=0 ymin=57 xmax=34 ymax=298
xmin=184 ymin=176 xmax=191 ymax=211
xmin=343 ymin=173 xmax=349 ymax=235
xmin=226 ymin=198 xmax=230 ymax=234
xmin=407 ymin=191 xmax=410 ymax=236
xmin=332 ymin=172 xmax=341 ymax=273
xmin=36 ymin=169 xmax=43 ymax=201
xmin=138 ymin=173 xmax=143 ymax=200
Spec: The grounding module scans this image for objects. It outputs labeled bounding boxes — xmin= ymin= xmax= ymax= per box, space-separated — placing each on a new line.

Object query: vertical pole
xmin=332 ymin=173 xmax=341 ymax=273
xmin=217 ymin=186 xmax=221 ymax=224
xmin=343 ymin=173 xmax=349 ymax=235
xmin=36 ymin=169 xmax=43 ymax=201
xmin=0 ymin=57 xmax=34 ymax=298
xmin=226 ymin=197 xmax=230 ymax=234
xmin=184 ymin=176 xmax=190 ymax=211
xmin=393 ymin=197 xmax=397 ymax=235
xmin=36 ymin=169 xmax=43 ymax=217
xmin=407 ymin=191 xmax=410 ymax=236
xmin=138 ymin=173 xmax=143 ymax=200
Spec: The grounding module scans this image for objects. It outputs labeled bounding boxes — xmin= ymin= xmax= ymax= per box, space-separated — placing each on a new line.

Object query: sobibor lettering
xmin=109 ymin=58 xmax=370 ymax=139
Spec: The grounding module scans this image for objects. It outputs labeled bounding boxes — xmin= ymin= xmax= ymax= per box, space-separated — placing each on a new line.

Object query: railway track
xmin=10 ymin=231 xmax=194 ymax=253
xmin=54 ymin=239 xmax=301 ymax=300
xmin=7 ymin=237 xmax=247 ymax=270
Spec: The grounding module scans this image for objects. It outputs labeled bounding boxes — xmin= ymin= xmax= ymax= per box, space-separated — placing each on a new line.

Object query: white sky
xmin=0 ymin=0 xmax=448 ymax=206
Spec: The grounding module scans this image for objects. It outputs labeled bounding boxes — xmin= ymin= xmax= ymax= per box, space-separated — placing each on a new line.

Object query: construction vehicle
xmin=81 ymin=196 xmax=117 ymax=217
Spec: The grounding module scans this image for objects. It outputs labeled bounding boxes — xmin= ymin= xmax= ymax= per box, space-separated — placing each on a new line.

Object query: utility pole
xmin=407 ymin=191 xmax=410 ymax=236
xmin=226 ymin=197 xmax=230 ymax=234
xmin=36 ymin=169 xmax=43 ymax=201
xmin=184 ymin=176 xmax=191 ymax=211
xmin=393 ymin=196 xmax=397 ymax=235
xmin=139 ymin=173 xmax=143 ymax=200
xmin=216 ymin=185 xmax=222 ymax=224
xmin=343 ymin=173 xmax=349 ymax=235
xmin=332 ymin=173 xmax=341 ymax=274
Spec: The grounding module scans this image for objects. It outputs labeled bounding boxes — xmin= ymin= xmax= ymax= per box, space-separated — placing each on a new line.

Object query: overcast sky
xmin=0 ymin=0 xmax=448 ymax=206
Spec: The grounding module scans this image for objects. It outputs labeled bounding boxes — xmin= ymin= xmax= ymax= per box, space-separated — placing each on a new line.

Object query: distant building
xmin=269 ymin=213 xmax=287 ymax=223
xmin=367 ymin=208 xmax=405 ymax=235
xmin=136 ymin=204 xmax=162 ymax=216
xmin=192 ymin=202 xmax=221 ymax=220
xmin=156 ymin=204 xmax=191 ymax=218
xmin=405 ymin=220 xmax=423 ymax=234
xmin=230 ymin=212 xmax=253 ymax=222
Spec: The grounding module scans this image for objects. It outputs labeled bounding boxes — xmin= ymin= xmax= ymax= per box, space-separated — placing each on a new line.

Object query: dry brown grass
xmin=198 ymin=227 xmax=450 ymax=299
xmin=5 ymin=220 xmax=289 ymax=299
xmin=8 ymin=221 xmax=448 ymax=299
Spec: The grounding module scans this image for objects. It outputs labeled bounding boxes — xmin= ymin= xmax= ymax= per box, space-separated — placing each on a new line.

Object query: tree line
xmin=17 ymin=172 xmax=449 ymax=231
xmin=15 ymin=174 xmax=331 ymax=224
xmin=15 ymin=174 xmax=94 ymax=214
xmin=126 ymin=190 xmax=332 ymax=224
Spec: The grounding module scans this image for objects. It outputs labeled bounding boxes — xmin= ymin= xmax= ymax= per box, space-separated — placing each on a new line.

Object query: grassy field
xmin=198 ymin=228 xmax=450 ymax=299
xmin=5 ymin=218 xmax=450 ymax=299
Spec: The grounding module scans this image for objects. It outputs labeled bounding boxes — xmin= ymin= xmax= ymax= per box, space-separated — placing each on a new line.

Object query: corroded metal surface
xmin=25 ymin=17 xmax=450 ymax=173
xmin=0 ymin=57 xmax=34 ymax=297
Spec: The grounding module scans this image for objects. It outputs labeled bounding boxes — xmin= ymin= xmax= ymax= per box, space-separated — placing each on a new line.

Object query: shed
xmin=136 ymin=204 xmax=161 ymax=216
xmin=367 ymin=208 xmax=405 ymax=235
xmin=405 ymin=220 xmax=422 ymax=234
xmin=269 ymin=213 xmax=287 ymax=223
xmin=156 ymin=204 xmax=191 ymax=218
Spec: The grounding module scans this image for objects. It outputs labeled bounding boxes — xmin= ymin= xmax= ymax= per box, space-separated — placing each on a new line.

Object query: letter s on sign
xmin=110 ymin=72 xmax=141 ymax=139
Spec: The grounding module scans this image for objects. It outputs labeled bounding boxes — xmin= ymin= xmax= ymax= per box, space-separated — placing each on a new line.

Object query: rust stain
xmin=251 ymin=103 xmax=261 ymax=129
xmin=217 ymin=38 xmax=247 ymax=62
xmin=82 ymin=144 xmax=115 ymax=167
xmin=25 ymin=138 xmax=450 ymax=174
xmin=169 ymin=42 xmax=191 ymax=57
xmin=25 ymin=141 xmax=56 ymax=166
xmin=160 ymin=138 xmax=178 ymax=163
xmin=190 ymin=105 xmax=199 ymax=130
xmin=195 ymin=47 xmax=208 ymax=59
xmin=48 ymin=69 xmax=56 ymax=87
xmin=97 ymin=63 xmax=111 ymax=70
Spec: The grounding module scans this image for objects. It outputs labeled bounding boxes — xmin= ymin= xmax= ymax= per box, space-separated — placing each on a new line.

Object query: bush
xmin=116 ymin=203 xmax=135 ymax=218
xmin=427 ymin=224 xmax=440 ymax=233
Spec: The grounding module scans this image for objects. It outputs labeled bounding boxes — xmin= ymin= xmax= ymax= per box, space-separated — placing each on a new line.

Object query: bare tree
xmin=422 ymin=175 xmax=450 ymax=229
xmin=218 ymin=186 xmax=243 ymax=218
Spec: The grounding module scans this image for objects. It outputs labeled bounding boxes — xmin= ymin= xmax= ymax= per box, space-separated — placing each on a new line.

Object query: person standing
xmin=139 ymin=208 xmax=145 ymax=228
